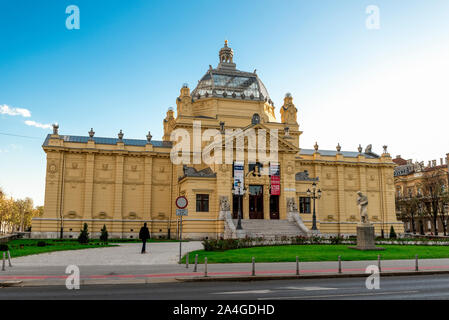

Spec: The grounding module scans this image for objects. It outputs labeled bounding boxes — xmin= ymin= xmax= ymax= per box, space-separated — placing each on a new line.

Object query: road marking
xmin=213 ymin=290 xmax=272 ymax=295
xmin=214 ymin=286 xmax=338 ymax=295
xmin=280 ymin=286 xmax=338 ymax=291
xmin=258 ymin=290 xmax=420 ymax=300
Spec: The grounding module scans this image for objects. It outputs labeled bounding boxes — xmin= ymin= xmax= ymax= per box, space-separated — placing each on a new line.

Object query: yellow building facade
xmin=32 ymin=42 xmax=403 ymax=239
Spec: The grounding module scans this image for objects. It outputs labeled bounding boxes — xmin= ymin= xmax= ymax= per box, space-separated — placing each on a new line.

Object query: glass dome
xmin=191 ymin=42 xmax=272 ymax=105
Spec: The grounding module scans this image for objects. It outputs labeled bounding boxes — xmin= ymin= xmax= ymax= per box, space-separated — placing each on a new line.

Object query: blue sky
xmin=1 ymin=0 xmax=449 ymax=205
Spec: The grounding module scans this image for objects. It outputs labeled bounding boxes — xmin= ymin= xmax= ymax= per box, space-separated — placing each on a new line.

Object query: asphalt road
xmin=2 ymin=274 xmax=449 ymax=300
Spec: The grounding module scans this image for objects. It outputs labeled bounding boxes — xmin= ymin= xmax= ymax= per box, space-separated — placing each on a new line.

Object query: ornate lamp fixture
xmin=231 ymin=179 xmax=247 ymax=230
xmin=306 ymin=181 xmax=322 ymax=231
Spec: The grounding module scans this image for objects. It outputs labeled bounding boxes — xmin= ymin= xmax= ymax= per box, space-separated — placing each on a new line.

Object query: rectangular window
xmin=196 ymin=194 xmax=209 ymax=212
xmin=299 ymin=197 xmax=311 ymax=214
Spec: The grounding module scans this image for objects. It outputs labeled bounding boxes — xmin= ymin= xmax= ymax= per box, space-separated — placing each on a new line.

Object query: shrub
xmin=330 ymin=236 xmax=344 ymax=245
xmin=0 ymin=244 xmax=8 ymax=251
xmin=292 ymin=236 xmax=308 ymax=245
xmin=37 ymin=241 xmax=46 ymax=247
xmin=78 ymin=223 xmax=89 ymax=244
xmin=389 ymin=226 xmax=397 ymax=239
xmin=100 ymin=224 xmax=108 ymax=244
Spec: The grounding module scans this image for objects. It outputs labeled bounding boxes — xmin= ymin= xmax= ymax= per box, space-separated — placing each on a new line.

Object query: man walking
xmin=139 ymin=222 xmax=150 ymax=254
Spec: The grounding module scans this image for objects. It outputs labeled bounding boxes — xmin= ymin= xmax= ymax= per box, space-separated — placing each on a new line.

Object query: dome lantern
xmin=218 ymin=40 xmax=236 ymax=70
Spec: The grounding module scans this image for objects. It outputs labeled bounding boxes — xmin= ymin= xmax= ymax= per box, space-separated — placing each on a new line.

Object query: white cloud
xmin=24 ymin=120 xmax=52 ymax=129
xmin=0 ymin=104 xmax=31 ymax=117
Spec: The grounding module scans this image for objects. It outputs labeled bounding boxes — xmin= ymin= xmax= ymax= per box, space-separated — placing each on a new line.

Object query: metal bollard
xmin=296 ymin=256 xmax=300 ymax=276
xmin=7 ymin=251 xmax=12 ymax=267
xmin=2 ymin=252 xmax=5 ymax=271
xmin=186 ymin=254 xmax=189 ymax=268
xmin=378 ymin=255 xmax=381 ymax=273
xmin=252 ymin=257 xmax=255 ymax=276
xmin=338 ymin=256 xmax=342 ymax=274
xmin=193 ymin=254 xmax=198 ymax=272
xmin=296 ymin=256 xmax=299 ymax=276
xmin=415 ymin=254 xmax=419 ymax=272
xmin=204 ymin=257 xmax=208 ymax=277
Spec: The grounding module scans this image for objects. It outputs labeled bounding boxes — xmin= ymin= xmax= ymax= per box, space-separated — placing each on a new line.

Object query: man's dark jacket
xmin=139 ymin=226 xmax=150 ymax=240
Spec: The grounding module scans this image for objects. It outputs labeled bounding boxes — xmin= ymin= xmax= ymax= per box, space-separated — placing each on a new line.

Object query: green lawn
xmin=182 ymin=245 xmax=449 ymax=264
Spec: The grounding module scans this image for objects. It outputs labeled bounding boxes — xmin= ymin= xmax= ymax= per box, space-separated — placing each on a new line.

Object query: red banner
xmin=270 ymin=176 xmax=280 ymax=195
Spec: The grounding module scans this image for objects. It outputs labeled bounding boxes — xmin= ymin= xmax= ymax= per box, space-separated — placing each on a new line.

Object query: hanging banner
xmin=233 ymin=161 xmax=244 ymax=194
xmin=270 ymin=163 xmax=280 ymax=195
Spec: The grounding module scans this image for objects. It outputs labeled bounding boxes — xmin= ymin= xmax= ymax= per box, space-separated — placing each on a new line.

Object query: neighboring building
xmin=394 ymin=154 xmax=449 ymax=235
xmin=32 ymin=42 xmax=403 ymax=239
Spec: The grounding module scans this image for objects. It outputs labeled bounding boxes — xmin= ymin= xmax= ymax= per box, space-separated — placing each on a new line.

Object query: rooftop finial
xmin=224 ymin=39 xmax=228 ymax=46
xmin=88 ymin=128 xmax=95 ymax=140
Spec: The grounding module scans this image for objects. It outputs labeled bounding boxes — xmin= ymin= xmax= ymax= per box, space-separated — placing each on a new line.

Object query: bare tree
xmin=396 ymin=195 xmax=421 ymax=234
xmin=438 ymin=192 xmax=449 ymax=236
xmin=421 ymin=169 xmax=447 ymax=236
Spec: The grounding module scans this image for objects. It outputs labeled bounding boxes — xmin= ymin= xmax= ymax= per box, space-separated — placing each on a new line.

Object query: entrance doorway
xmin=232 ymin=194 xmax=243 ymax=219
xmin=249 ymin=185 xmax=263 ymax=219
xmin=269 ymin=195 xmax=279 ymax=219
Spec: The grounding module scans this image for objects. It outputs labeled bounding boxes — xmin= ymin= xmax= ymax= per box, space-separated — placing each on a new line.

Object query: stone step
xmin=232 ymin=219 xmax=306 ymax=237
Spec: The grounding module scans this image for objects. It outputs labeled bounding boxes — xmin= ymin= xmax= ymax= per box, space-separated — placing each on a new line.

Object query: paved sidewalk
xmin=3 ymin=257 xmax=449 ymax=286
xmin=4 ymin=241 xmax=449 ymax=286
xmin=9 ymin=241 xmax=203 ymax=266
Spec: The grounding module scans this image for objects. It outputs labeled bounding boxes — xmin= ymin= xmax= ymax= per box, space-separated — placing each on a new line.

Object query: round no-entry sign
xmin=175 ymin=196 xmax=188 ymax=209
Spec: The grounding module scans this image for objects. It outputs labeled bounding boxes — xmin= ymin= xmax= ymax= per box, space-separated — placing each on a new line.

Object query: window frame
xmin=299 ymin=197 xmax=311 ymax=214
xmin=196 ymin=194 xmax=210 ymax=212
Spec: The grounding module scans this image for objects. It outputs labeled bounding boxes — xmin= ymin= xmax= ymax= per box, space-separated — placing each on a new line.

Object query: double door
xmin=249 ymin=185 xmax=263 ymax=219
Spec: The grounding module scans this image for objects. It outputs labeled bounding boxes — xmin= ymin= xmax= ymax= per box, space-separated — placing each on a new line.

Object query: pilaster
xmin=83 ymin=153 xmax=95 ymax=224
xmin=143 ymin=156 xmax=153 ymax=220
xmin=113 ymin=155 xmax=124 ymax=232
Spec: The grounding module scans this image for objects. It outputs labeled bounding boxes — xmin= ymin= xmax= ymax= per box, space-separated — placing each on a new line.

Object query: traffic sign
xmin=175 ymin=196 xmax=188 ymax=209
xmin=176 ymin=209 xmax=188 ymax=216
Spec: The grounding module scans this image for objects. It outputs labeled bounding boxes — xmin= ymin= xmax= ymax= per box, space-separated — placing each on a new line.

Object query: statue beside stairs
xmin=219 ymin=196 xmax=246 ymax=239
xmin=286 ymin=198 xmax=311 ymax=236
xmin=350 ymin=191 xmax=384 ymax=251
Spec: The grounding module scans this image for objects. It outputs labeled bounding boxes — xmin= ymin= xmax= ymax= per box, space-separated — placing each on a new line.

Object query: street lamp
xmin=306 ymin=182 xmax=322 ymax=231
xmin=232 ymin=179 xmax=247 ymax=230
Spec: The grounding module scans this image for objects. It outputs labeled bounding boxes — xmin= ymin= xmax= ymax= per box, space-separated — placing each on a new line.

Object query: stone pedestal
xmin=235 ymin=229 xmax=247 ymax=239
xmin=349 ymin=223 xmax=384 ymax=251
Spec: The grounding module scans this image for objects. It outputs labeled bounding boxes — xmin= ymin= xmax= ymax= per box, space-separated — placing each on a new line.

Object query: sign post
xmin=175 ymin=196 xmax=188 ymax=264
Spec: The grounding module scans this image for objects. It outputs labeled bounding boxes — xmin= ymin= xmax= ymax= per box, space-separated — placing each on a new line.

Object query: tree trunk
xmin=440 ymin=216 xmax=447 ymax=236
xmin=433 ymin=215 xmax=439 ymax=236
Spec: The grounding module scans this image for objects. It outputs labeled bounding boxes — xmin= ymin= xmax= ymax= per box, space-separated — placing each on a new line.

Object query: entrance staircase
xmin=232 ymin=219 xmax=307 ymax=239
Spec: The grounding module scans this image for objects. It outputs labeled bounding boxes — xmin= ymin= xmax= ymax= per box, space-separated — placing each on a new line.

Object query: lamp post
xmin=307 ymin=182 xmax=322 ymax=231
xmin=232 ymin=179 xmax=246 ymax=230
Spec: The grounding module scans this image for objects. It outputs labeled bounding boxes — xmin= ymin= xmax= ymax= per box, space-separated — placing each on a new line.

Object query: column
xmin=264 ymin=183 xmax=270 ymax=220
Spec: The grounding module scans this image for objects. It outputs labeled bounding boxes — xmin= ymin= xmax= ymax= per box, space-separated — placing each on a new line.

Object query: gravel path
xmin=11 ymin=241 xmax=203 ymax=266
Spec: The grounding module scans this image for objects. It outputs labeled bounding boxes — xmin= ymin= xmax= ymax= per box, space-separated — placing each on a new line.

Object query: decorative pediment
xmin=217 ymin=122 xmax=299 ymax=154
